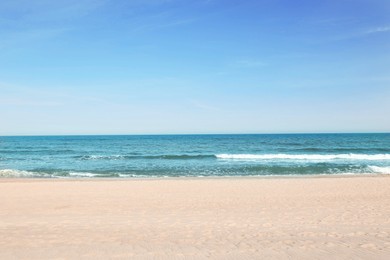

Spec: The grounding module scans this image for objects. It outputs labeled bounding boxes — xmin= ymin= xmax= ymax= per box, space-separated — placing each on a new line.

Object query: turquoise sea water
xmin=0 ymin=134 xmax=389 ymax=178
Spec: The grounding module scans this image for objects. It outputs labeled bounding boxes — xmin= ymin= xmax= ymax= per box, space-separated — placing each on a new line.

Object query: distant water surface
xmin=0 ymin=134 xmax=389 ymax=178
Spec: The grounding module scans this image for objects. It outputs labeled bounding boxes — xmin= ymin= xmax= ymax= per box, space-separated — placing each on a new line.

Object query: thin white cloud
xmin=190 ymin=100 xmax=222 ymax=112
xmin=321 ymin=25 xmax=390 ymax=43
xmin=0 ymin=81 xmax=125 ymax=108
xmin=231 ymin=59 xmax=267 ymax=68
xmin=130 ymin=16 xmax=197 ymax=32
xmin=0 ymin=28 xmax=71 ymax=49
xmin=0 ymin=0 xmax=106 ymax=48
xmin=365 ymin=26 xmax=390 ymax=34
xmin=0 ymin=98 xmax=63 ymax=107
xmin=0 ymin=0 xmax=107 ymax=22
xmin=311 ymin=17 xmax=354 ymax=25
xmin=0 ymin=0 xmax=198 ymax=47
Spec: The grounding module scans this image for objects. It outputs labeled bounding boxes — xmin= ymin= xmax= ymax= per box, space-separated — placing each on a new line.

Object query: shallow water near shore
xmin=1 ymin=133 xmax=389 ymax=178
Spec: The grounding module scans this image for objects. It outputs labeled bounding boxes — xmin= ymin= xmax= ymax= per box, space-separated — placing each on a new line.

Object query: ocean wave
xmin=368 ymin=166 xmax=390 ymax=174
xmin=1 ymin=166 xmax=389 ymax=178
xmin=74 ymin=155 xmax=125 ymax=160
xmin=75 ymin=154 xmax=215 ymax=160
xmin=216 ymin=153 xmax=390 ymax=160
xmin=0 ymin=149 xmax=76 ymax=154
xmin=0 ymin=169 xmax=122 ymax=178
xmin=146 ymin=155 xmax=214 ymax=160
xmin=294 ymin=148 xmax=390 ymax=153
xmin=67 ymin=172 xmax=107 ymax=178
xmin=0 ymin=169 xmax=36 ymax=177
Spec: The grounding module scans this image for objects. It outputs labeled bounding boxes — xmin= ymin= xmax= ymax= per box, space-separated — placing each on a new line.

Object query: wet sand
xmin=1 ymin=176 xmax=389 ymax=259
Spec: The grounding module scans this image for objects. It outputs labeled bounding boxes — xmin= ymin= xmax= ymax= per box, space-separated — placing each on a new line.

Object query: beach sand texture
xmin=1 ymin=176 xmax=390 ymax=259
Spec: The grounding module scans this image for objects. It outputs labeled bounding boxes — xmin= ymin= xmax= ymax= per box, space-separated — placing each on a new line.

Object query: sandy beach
xmin=0 ymin=176 xmax=389 ymax=259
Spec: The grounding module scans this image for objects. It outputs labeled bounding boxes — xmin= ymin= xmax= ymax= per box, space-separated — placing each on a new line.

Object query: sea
xmin=0 ymin=134 xmax=389 ymax=178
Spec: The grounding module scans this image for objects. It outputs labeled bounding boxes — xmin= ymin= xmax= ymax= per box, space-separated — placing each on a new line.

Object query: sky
xmin=0 ymin=0 xmax=389 ymax=135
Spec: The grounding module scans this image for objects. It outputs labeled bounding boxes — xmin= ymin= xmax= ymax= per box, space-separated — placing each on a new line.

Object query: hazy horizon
xmin=1 ymin=132 xmax=389 ymax=137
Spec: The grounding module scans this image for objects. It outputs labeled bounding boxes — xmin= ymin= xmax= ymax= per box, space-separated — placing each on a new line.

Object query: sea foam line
xmin=216 ymin=153 xmax=390 ymax=160
xmin=75 ymin=154 xmax=214 ymax=160
xmin=0 ymin=169 xmax=35 ymax=177
xmin=368 ymin=166 xmax=390 ymax=174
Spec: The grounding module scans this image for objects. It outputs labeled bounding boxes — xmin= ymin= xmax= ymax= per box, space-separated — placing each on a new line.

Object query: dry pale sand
xmin=0 ymin=176 xmax=390 ymax=259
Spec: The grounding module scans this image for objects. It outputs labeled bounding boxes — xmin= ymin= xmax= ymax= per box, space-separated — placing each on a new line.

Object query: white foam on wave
xmin=81 ymin=155 xmax=124 ymax=160
xmin=216 ymin=153 xmax=390 ymax=160
xmin=368 ymin=166 xmax=390 ymax=174
xmin=0 ymin=169 xmax=35 ymax=177
xmin=68 ymin=172 xmax=101 ymax=177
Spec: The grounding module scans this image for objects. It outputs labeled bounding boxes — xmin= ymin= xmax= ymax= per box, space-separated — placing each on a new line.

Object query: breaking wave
xmin=0 ymin=169 xmax=36 ymax=177
xmin=216 ymin=153 xmax=390 ymax=160
xmin=368 ymin=166 xmax=390 ymax=174
xmin=74 ymin=154 xmax=215 ymax=160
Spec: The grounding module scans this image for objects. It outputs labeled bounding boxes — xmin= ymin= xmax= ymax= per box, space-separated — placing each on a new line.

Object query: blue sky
xmin=0 ymin=0 xmax=389 ymax=135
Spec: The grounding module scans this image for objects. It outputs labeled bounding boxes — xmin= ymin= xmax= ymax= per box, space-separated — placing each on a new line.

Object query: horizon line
xmin=0 ymin=132 xmax=389 ymax=137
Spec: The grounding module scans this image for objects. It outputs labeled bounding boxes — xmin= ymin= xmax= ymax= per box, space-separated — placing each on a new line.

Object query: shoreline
xmin=1 ymin=175 xmax=389 ymax=259
xmin=0 ymin=172 xmax=389 ymax=182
